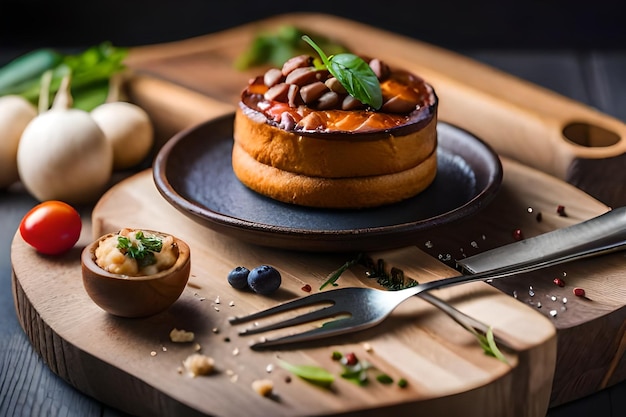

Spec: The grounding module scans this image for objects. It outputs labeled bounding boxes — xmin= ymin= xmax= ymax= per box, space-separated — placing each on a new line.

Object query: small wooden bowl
xmin=81 ymin=231 xmax=191 ymax=318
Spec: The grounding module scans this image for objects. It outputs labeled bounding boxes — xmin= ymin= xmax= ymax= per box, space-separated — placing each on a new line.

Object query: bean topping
xmin=245 ymin=54 xmax=432 ymax=131
xmin=299 ymin=81 xmax=329 ymax=103
xmin=281 ymin=54 xmax=312 ymax=76
xmin=369 ymin=58 xmax=390 ymax=80
xmin=264 ymin=83 xmax=290 ymax=102
xmin=263 ymin=68 xmax=283 ymax=87
xmin=285 ymin=67 xmax=327 ymax=86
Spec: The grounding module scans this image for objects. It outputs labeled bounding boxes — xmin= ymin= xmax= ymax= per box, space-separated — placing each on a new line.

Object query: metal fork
xmin=230 ymin=207 xmax=626 ymax=350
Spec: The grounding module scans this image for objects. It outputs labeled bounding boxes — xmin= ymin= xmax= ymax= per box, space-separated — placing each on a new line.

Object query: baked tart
xmin=232 ymin=36 xmax=438 ymax=209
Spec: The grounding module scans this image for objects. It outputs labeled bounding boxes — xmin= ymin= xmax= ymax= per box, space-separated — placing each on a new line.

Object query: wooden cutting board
xmin=12 ymin=154 xmax=625 ymax=417
xmin=122 ymin=13 xmax=626 ymax=208
xmin=10 ymin=13 xmax=625 ymax=417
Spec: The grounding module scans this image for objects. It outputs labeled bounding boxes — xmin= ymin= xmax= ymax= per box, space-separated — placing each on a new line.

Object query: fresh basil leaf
xmin=302 ymin=35 xmax=383 ymax=110
xmin=328 ymin=53 xmax=383 ymax=110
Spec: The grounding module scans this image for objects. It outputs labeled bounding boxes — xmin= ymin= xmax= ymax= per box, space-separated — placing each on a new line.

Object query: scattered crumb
xmin=182 ymin=353 xmax=215 ymax=377
xmin=193 ymin=343 xmax=202 ymax=352
xmin=170 ymin=328 xmax=195 ymax=343
xmin=252 ymin=379 xmax=274 ymax=397
xmin=150 ymin=351 xmax=157 ymax=357
xmin=362 ymin=342 xmax=373 ymax=352
xmin=225 ymin=369 xmax=239 ymax=382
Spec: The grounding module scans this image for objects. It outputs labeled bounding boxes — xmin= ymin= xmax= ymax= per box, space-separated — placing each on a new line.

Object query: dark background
xmin=1 ymin=0 xmax=625 ymax=51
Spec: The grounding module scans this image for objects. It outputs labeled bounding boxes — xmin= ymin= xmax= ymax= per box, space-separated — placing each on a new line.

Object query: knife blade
xmin=456 ymin=207 xmax=626 ymax=274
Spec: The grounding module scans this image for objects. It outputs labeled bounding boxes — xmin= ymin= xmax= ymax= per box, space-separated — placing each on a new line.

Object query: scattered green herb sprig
xmin=277 ymin=353 xmax=406 ymax=390
xmin=302 ymin=35 xmax=383 ymax=110
xmin=359 ymin=255 xmax=418 ymax=290
xmin=339 ymin=358 xmax=372 ymax=386
xmin=320 ymin=253 xmax=417 ymax=291
xmin=320 ymin=253 xmax=364 ymax=290
xmin=470 ymin=326 xmax=508 ymax=364
xmin=332 ymin=351 xmax=404 ymax=387
xmin=116 ymin=231 xmax=163 ymax=268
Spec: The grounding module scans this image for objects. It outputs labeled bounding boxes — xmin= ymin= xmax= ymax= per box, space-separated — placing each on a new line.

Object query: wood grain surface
xmin=122 ymin=13 xmax=626 ymax=207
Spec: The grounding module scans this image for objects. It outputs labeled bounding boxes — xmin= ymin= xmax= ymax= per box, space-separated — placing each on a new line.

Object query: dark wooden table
xmin=1 ymin=12 xmax=625 ymax=416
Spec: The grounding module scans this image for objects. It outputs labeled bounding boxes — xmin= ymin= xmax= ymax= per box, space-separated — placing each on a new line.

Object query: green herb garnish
xmin=473 ymin=326 xmax=509 ymax=364
xmin=376 ymin=373 xmax=394 ymax=384
xmin=276 ymin=358 xmax=335 ymax=388
xmin=302 ymin=35 xmax=383 ymax=110
xmin=340 ymin=365 xmax=370 ymax=386
xmin=116 ymin=231 xmax=163 ymax=268
xmin=320 ymin=253 xmax=364 ymax=290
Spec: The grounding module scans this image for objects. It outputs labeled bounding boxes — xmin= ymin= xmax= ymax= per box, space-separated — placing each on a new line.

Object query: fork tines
xmin=228 ymin=292 xmax=353 ymax=349
xmin=228 ymin=291 xmax=337 ymax=325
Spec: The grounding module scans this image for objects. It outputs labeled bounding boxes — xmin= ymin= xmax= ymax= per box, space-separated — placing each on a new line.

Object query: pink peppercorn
xmin=512 ymin=228 xmax=524 ymax=241
xmin=573 ymin=287 xmax=586 ymax=297
xmin=344 ymin=352 xmax=358 ymax=366
xmin=557 ymin=205 xmax=568 ymax=217
xmin=301 ymin=284 xmax=312 ymax=292
xmin=553 ymin=277 xmax=565 ymax=287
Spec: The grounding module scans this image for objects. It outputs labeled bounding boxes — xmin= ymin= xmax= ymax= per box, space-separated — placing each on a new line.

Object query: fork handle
xmin=419 ymin=207 xmax=626 ymax=293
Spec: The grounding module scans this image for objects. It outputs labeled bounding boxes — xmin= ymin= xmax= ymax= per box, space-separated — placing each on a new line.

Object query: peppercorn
xmin=343 ymin=352 xmax=358 ymax=366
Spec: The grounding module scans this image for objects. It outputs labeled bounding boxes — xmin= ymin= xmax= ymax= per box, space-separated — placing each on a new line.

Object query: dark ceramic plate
xmin=153 ymin=113 xmax=502 ymax=252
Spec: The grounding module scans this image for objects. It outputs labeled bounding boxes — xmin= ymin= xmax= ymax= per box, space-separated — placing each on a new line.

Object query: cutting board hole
xmin=562 ymin=122 xmax=620 ymax=147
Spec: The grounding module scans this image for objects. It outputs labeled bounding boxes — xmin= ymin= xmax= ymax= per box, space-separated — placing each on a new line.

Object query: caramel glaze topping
xmin=240 ymin=55 xmax=438 ymax=139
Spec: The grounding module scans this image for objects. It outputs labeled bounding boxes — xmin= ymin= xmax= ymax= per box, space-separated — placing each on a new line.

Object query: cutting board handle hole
xmin=562 ymin=122 xmax=620 ymax=148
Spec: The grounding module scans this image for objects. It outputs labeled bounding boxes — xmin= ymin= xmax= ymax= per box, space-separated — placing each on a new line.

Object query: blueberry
xmin=227 ymin=266 xmax=250 ymax=289
xmin=247 ymin=265 xmax=281 ymax=295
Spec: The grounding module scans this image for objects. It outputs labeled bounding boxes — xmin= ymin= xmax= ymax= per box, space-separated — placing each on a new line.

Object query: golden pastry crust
xmin=231 ymin=142 xmax=437 ymax=209
xmin=234 ymin=104 xmax=437 ymax=178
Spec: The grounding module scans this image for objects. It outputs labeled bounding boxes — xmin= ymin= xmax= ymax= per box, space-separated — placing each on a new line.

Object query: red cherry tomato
xmin=19 ymin=200 xmax=82 ymax=255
